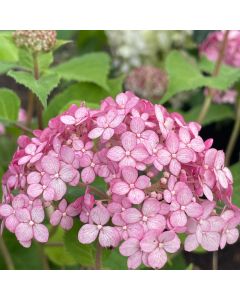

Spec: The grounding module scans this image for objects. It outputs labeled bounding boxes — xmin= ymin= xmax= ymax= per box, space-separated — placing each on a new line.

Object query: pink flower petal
xmin=33 ymin=224 xmax=49 ymax=243
xmin=201 ymin=232 xmax=220 ymax=251
xmin=99 ymin=226 xmax=119 ymax=247
xmin=0 ymin=204 xmax=13 ymax=217
xmin=60 ymin=216 xmax=73 ymax=230
xmin=140 ymin=231 xmax=158 ymax=252
xmin=119 ymin=238 xmax=139 ymax=256
xmin=121 ymin=132 xmax=136 ymax=151
xmin=166 ymin=132 xmax=179 ymax=154
xmin=184 ymin=234 xmax=199 ymax=251
xmin=15 ymin=223 xmax=33 ymax=242
xmin=49 ymin=178 xmax=67 ymax=200
xmin=112 ymin=181 xmax=130 ymax=195
xmin=177 ymin=148 xmax=193 ymax=163
xmin=31 ymin=206 xmax=45 ymax=223
xmin=128 ymin=188 xmax=145 ymax=204
xmin=60 ymin=165 xmax=75 ymax=183
xmin=185 ymin=203 xmax=203 ymax=218
xmin=170 ymin=210 xmax=187 ymax=227
xmin=135 ymin=175 xmax=150 ymax=189
xmin=81 ymin=167 xmax=95 ymax=184
xmin=50 ymin=210 xmax=62 ymax=226
xmin=169 ymin=159 xmax=181 ymax=176
xmin=5 ymin=215 xmax=19 ymax=232
xmin=147 ymin=215 xmax=166 ymax=231
xmin=102 ymin=128 xmax=114 ymax=140
xmin=122 ymin=166 xmax=138 ymax=184
xmin=60 ymin=115 xmax=76 ymax=125
xmin=41 ymin=155 xmax=60 ymax=175
xmin=88 ymin=127 xmax=104 ymax=139
xmin=90 ymin=205 xmax=110 ymax=225
xmin=107 ymin=146 xmax=125 ymax=161
xmin=128 ymin=251 xmax=142 ymax=269
xmin=157 ymin=149 xmax=171 ymax=165
xmin=148 ymin=248 xmax=167 ymax=269
xmin=78 ymin=224 xmax=99 ymax=244
xmin=131 ymin=145 xmax=149 ymax=161
xmin=27 ymin=184 xmax=43 ymax=198
xmin=142 ymin=199 xmax=160 ymax=216
xmin=27 ymin=171 xmax=41 ymax=184
xmin=121 ymin=208 xmax=142 ymax=224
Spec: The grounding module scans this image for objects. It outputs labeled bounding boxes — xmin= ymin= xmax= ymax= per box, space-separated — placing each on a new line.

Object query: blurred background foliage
xmin=0 ymin=30 xmax=240 ymax=270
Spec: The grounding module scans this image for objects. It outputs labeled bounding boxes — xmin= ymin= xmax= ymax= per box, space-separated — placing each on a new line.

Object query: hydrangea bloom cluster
xmin=1 ymin=92 xmax=239 ymax=269
xmin=106 ymin=31 xmax=193 ymax=73
xmin=125 ymin=66 xmax=168 ymax=101
xmin=200 ymin=30 xmax=240 ymax=104
xmin=13 ymin=30 xmax=57 ymax=53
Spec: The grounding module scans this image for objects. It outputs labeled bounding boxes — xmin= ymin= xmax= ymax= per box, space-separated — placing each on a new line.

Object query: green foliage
xmin=0 ymin=88 xmax=20 ymax=123
xmin=0 ymin=231 xmax=43 ymax=270
xmin=103 ymin=248 xmax=127 ymax=270
xmin=0 ymin=136 xmax=17 ymax=168
xmin=0 ymin=33 xmax=18 ymax=62
xmin=43 ymin=75 xmax=124 ymax=125
xmin=52 ymin=52 xmax=111 ymax=90
xmin=160 ymin=51 xmax=240 ymax=104
xmin=64 ymin=220 xmax=95 ymax=268
xmin=230 ymin=162 xmax=240 ymax=207
xmin=8 ymin=70 xmax=60 ymax=108
xmin=165 ymin=252 xmax=187 ymax=270
xmin=179 ymin=104 xmax=234 ymax=125
xmin=44 ymin=228 xmax=77 ymax=267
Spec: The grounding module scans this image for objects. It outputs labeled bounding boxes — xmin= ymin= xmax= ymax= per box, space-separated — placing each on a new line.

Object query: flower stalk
xmin=0 ymin=235 xmax=15 ymax=270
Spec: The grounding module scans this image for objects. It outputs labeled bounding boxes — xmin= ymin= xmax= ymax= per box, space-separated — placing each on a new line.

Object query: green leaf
xmin=165 ymin=252 xmax=187 ymax=270
xmin=178 ymin=104 xmax=234 ymax=126
xmin=102 ymin=248 xmax=127 ymax=270
xmin=0 ymin=88 xmax=20 ymax=122
xmin=0 ymin=61 xmax=16 ymax=74
xmin=18 ymin=49 xmax=53 ymax=73
xmin=230 ymin=162 xmax=240 ymax=207
xmin=52 ymin=52 xmax=111 ymax=90
xmin=44 ymin=228 xmax=77 ymax=267
xmin=0 ymin=33 xmax=18 ymax=62
xmin=43 ymin=76 xmax=123 ymax=125
xmin=160 ymin=51 xmax=240 ymax=104
xmin=64 ymin=220 xmax=95 ymax=267
xmin=7 ymin=70 xmax=60 ymax=108
xmin=0 ymin=136 xmax=17 ymax=168
xmin=53 ymin=39 xmax=72 ymax=51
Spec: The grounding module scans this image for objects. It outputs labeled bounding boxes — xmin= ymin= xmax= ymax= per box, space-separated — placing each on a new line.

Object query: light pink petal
xmin=204 ymin=148 xmax=217 ymax=167
xmin=31 ymin=206 xmax=45 ymax=223
xmin=102 ymin=128 xmax=114 ymax=140
xmin=107 ymin=146 xmax=125 ymax=162
xmin=119 ymin=238 xmax=139 ymax=256
xmin=163 ymin=190 xmax=172 ymax=203
xmin=43 ymin=187 xmax=55 ymax=201
xmin=163 ymin=234 xmax=180 ymax=253
xmin=166 ymin=132 xmax=179 ymax=154
xmin=60 ymin=216 xmax=73 ymax=230
xmin=90 ymin=205 xmax=110 ymax=225
xmin=201 ymin=232 xmax=220 ymax=251
xmin=88 ymin=127 xmax=104 ymax=139
xmin=18 ymin=155 xmax=31 ymax=165
xmin=0 ymin=204 xmax=13 ymax=217
xmin=128 ymin=188 xmax=145 ymax=204
xmin=75 ymin=107 xmax=88 ymax=119
xmin=109 ymin=114 xmax=125 ymax=128
xmin=5 ymin=215 xmax=19 ymax=232
xmin=131 ymin=145 xmax=149 ymax=161
xmin=203 ymin=184 xmax=213 ymax=201
xmin=217 ymin=170 xmax=228 ymax=189
xmin=122 ymin=166 xmax=138 ymax=184
xmin=148 ymin=248 xmax=167 ymax=269
xmin=128 ymin=251 xmax=142 ymax=269
xmin=59 ymin=199 xmax=67 ymax=212
xmin=49 ymin=178 xmax=67 ymax=200
xmin=119 ymin=156 xmax=136 ymax=168
xmin=15 ymin=208 xmax=31 ymax=222
xmin=99 ymin=226 xmax=119 ymax=247
xmin=121 ymin=208 xmax=142 ymax=224
xmin=176 ymin=187 xmax=192 ymax=205
xmin=33 ymin=224 xmax=49 ymax=243
xmin=15 ymin=223 xmax=33 ymax=242
xmin=226 ymin=228 xmax=239 ymax=245
xmin=60 ymin=115 xmax=76 ymax=125
xmin=60 ymin=165 xmax=75 ymax=182
xmin=140 ymin=231 xmax=158 ymax=252
xmin=112 ymin=181 xmax=130 ymax=195
xmin=60 ymin=146 xmax=74 ymax=164
xmin=78 ymin=224 xmax=99 ymax=244
xmin=127 ymin=223 xmax=144 ymax=240
xmin=208 ymin=216 xmax=224 ymax=232
xmin=130 ymin=117 xmax=145 ymax=134
xmin=177 ymin=148 xmax=193 ymax=163
xmin=135 ymin=175 xmax=150 ymax=190
xmin=157 ymin=149 xmax=171 ymax=165
xmin=190 ymin=137 xmax=205 ymax=152
xmin=184 ymin=234 xmax=199 ymax=251
xmin=27 ymin=183 xmax=43 ymax=198
xmin=147 ymin=215 xmax=166 ymax=231
xmin=121 ymin=132 xmax=136 ymax=151
xmin=50 ymin=210 xmax=62 ymax=226
xmin=185 ymin=203 xmax=203 ymax=218
xmin=41 ymin=155 xmax=60 ymax=175
xmin=215 ymin=150 xmax=225 ymax=169
xmin=142 ymin=199 xmax=160 ymax=216
xmin=170 ymin=210 xmax=187 ymax=227
xmin=169 ymin=159 xmax=181 ymax=176
xmin=81 ymin=167 xmax=95 ymax=184
xmin=179 ymin=127 xmax=191 ymax=144
xmin=27 ymin=172 xmax=41 ymax=184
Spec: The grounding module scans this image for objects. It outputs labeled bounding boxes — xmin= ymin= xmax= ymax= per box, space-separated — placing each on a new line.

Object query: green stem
xmin=95 ymin=241 xmax=102 ymax=270
xmin=198 ymin=31 xmax=229 ymax=124
xmin=0 ymin=235 xmax=15 ymax=270
xmin=225 ymin=97 xmax=240 ymax=166
xmin=32 ymin=52 xmax=43 ymax=130
xmin=212 ymin=251 xmax=218 ymax=270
